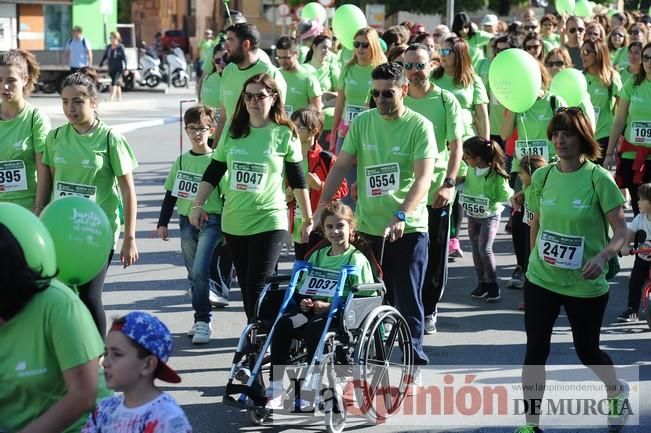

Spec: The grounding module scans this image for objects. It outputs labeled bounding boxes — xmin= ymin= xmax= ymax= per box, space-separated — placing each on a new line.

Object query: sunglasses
xmin=526 ymin=44 xmax=541 ymax=50
xmin=439 ymin=48 xmax=453 ymax=56
xmin=581 ymin=48 xmax=596 ymax=56
xmin=243 ymin=92 xmax=273 ymax=102
xmin=370 ymin=88 xmax=396 ymax=98
xmin=612 ymin=32 xmax=625 ymax=38
xmin=404 ymin=62 xmax=427 ymax=70
xmin=524 ymin=25 xmax=538 ymax=31
xmin=556 ymin=106 xmax=583 ymax=114
xmin=186 ymin=126 xmax=211 ymax=134
xmin=643 ymin=54 xmax=651 ymax=63
xmin=631 ymin=29 xmax=642 ymax=35
xmin=353 ymin=41 xmax=370 ymax=49
xmin=569 ymin=27 xmax=585 ymax=34
xmin=276 ymin=55 xmax=292 ymax=60
xmin=545 ymin=60 xmax=565 ymax=67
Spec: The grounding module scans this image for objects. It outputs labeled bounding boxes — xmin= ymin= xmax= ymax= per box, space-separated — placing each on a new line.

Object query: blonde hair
xmin=347 ymin=27 xmax=387 ymax=68
xmin=110 ymin=31 xmax=122 ymax=42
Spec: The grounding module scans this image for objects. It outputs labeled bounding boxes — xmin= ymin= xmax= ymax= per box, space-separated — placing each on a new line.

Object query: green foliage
xmin=118 ymin=0 xmax=131 ymax=23
xmin=380 ymin=0 xmax=488 ymax=15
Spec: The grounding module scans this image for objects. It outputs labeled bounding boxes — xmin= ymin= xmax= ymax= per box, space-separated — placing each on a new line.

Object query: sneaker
xmin=608 ymin=380 xmax=630 ymax=432
xmin=616 ymin=307 xmax=639 ymax=323
xmin=187 ymin=322 xmax=198 ymax=337
xmin=485 ymin=283 xmax=501 ymax=303
xmin=449 ymin=237 xmax=463 ymax=259
xmin=295 ymin=398 xmax=314 ymax=412
xmin=191 ymin=321 xmax=211 ymax=344
xmin=406 ymin=366 xmax=422 ymax=396
xmin=424 ymin=314 xmax=437 ymax=334
xmin=265 ymin=394 xmax=284 ymax=410
xmin=235 ymin=366 xmax=251 ymax=383
xmin=513 ymin=425 xmax=543 ymax=433
xmin=509 ymin=266 xmax=525 ymax=289
xmin=470 ymin=284 xmax=488 ymax=299
xmin=209 ymin=290 xmax=229 ymax=308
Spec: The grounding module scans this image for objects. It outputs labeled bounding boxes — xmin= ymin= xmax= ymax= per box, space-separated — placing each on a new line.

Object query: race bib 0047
xmin=171 ymin=170 xmax=201 ymax=200
xmin=459 ymin=193 xmax=490 ymax=218
xmin=515 ymin=140 xmax=549 ymax=161
xmin=231 ymin=161 xmax=267 ymax=193
xmin=54 ymin=181 xmax=97 ymax=202
xmin=538 ymin=230 xmax=584 ymax=269
xmin=365 ymin=163 xmax=399 ymax=197
xmin=298 ymin=267 xmax=340 ymax=297
xmin=0 ymin=160 xmax=28 ymax=193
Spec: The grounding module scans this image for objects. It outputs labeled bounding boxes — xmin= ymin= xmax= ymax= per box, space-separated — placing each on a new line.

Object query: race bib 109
xmin=54 ymin=181 xmax=97 ymax=202
xmin=171 ymin=170 xmax=201 ymax=200
xmin=538 ymin=230 xmax=584 ymax=269
xmin=298 ymin=267 xmax=340 ymax=297
xmin=0 ymin=160 xmax=28 ymax=193
xmin=231 ymin=161 xmax=267 ymax=193
xmin=459 ymin=193 xmax=490 ymax=218
xmin=631 ymin=121 xmax=651 ymax=144
xmin=365 ymin=163 xmax=399 ymax=197
xmin=344 ymin=105 xmax=366 ymax=125
xmin=524 ymin=204 xmax=535 ymax=227
xmin=515 ymin=140 xmax=550 ymax=161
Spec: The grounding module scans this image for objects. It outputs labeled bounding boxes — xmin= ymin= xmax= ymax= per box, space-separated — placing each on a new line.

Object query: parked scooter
xmin=137 ymin=44 xmax=188 ymax=88
xmin=138 ymin=45 xmax=164 ymax=88
xmin=166 ymin=46 xmax=189 ymax=88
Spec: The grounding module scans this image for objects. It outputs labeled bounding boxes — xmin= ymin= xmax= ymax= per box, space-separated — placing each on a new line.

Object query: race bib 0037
xmin=231 ymin=161 xmax=267 ymax=193
xmin=0 ymin=160 xmax=28 ymax=193
xmin=459 ymin=193 xmax=490 ymax=218
xmin=365 ymin=163 xmax=399 ymax=197
xmin=515 ymin=140 xmax=549 ymax=161
xmin=54 ymin=181 xmax=97 ymax=202
xmin=538 ymin=230 xmax=584 ymax=269
xmin=171 ymin=170 xmax=201 ymax=200
xmin=298 ymin=267 xmax=340 ymax=297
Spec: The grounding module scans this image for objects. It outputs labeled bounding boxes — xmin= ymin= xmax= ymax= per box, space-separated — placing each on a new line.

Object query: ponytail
xmin=0 ymin=49 xmax=40 ymax=96
xmin=462 ymin=136 xmax=509 ymax=179
xmin=61 ymin=67 xmax=99 ymax=100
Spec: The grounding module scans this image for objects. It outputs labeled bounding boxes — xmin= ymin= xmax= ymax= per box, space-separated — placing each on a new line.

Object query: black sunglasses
xmin=404 ymin=62 xmax=427 ymax=70
xmin=353 ymin=41 xmax=370 ymax=49
xmin=642 ymin=54 xmax=651 ymax=63
xmin=524 ymin=25 xmax=538 ymax=30
xmin=545 ymin=60 xmax=565 ymax=67
xmin=370 ymin=88 xmax=396 ymax=98
xmin=526 ymin=44 xmax=541 ymax=50
xmin=569 ymin=27 xmax=585 ymax=34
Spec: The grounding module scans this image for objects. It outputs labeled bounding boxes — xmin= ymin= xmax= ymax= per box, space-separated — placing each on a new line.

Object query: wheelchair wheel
xmin=353 ymin=306 xmax=413 ymax=424
xmin=247 ymin=405 xmax=270 ymax=425
xmin=645 ymin=289 xmax=651 ymax=330
xmin=323 ymin=353 xmax=347 ymax=433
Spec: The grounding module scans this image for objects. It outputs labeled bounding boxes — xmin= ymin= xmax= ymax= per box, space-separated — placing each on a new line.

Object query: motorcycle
xmin=138 ymin=46 xmax=164 ymax=88
xmin=138 ymin=45 xmax=188 ymax=88
xmin=166 ymin=46 xmax=189 ymax=88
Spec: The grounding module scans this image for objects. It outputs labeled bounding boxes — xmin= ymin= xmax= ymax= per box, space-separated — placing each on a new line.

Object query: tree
xmin=118 ymin=0 xmax=131 ymax=23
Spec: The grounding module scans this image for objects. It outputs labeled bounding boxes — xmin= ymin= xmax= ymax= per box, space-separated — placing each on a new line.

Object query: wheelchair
xmin=223 ymin=259 xmax=415 ymax=433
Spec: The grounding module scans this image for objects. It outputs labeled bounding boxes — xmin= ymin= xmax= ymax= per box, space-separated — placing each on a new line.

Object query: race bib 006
xmin=459 ymin=193 xmax=490 ymax=218
xmin=0 ymin=160 xmax=28 ymax=193
xmin=365 ymin=163 xmax=399 ymax=197
xmin=171 ymin=170 xmax=201 ymax=200
xmin=631 ymin=121 xmax=651 ymax=144
xmin=231 ymin=161 xmax=267 ymax=193
xmin=54 ymin=181 xmax=97 ymax=202
xmin=515 ymin=140 xmax=549 ymax=161
xmin=538 ymin=230 xmax=584 ymax=269
xmin=298 ymin=267 xmax=340 ymax=297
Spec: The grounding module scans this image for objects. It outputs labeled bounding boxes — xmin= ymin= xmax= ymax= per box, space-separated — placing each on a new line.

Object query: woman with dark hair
xmin=190 ymin=73 xmax=313 ymax=321
xmin=200 ymin=43 xmax=227 ymax=112
xmin=606 ymin=42 xmax=651 ymax=215
xmin=581 ymin=38 xmax=622 ymax=165
xmin=608 ymin=26 xmax=630 ymax=72
xmin=629 ymin=22 xmax=648 ymax=45
xmin=620 ymin=41 xmax=642 ymax=84
xmin=451 ymin=11 xmax=492 ymax=69
xmin=516 ymin=108 xmax=629 ymax=433
xmin=304 ymin=34 xmax=340 ymax=100
xmin=42 ymin=69 xmax=139 ymax=337
xmin=387 ymin=45 xmax=407 ymax=64
xmin=0 ymin=220 xmax=104 ymax=432
xmin=523 ymin=33 xmax=545 ymax=62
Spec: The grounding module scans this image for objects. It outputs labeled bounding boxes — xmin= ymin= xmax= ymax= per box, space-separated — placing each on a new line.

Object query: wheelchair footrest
xmin=225 ymin=382 xmax=267 ymax=407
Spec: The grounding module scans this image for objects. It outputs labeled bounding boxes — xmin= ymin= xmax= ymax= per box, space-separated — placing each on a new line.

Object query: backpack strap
xmin=540 ymin=163 xmax=555 ymax=189
xmin=550 ymin=95 xmax=557 ymax=112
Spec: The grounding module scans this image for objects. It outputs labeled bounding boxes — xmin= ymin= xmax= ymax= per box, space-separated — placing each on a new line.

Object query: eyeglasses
xmin=370 ymin=88 xmax=396 ymax=98
xmin=243 ymin=92 xmax=273 ymax=102
xmin=569 ymin=27 xmax=585 ymax=34
xmin=353 ymin=41 xmax=370 ymax=49
xmin=581 ymin=48 xmax=596 ymax=56
xmin=545 ymin=60 xmax=565 ymax=67
xmin=404 ymin=62 xmax=427 ymax=70
xmin=524 ymin=25 xmax=538 ymax=31
xmin=642 ymin=54 xmax=651 ymax=63
xmin=612 ymin=33 xmax=625 ymax=38
xmin=186 ymin=126 xmax=211 ymax=134
xmin=439 ymin=48 xmax=453 ymax=56
xmin=555 ymin=106 xmax=583 ymax=115
xmin=526 ymin=44 xmax=541 ymax=51
xmin=394 ymin=61 xmax=404 ymax=66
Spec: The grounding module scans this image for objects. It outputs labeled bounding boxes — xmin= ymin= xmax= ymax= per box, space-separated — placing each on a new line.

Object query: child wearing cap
xmin=82 ymin=312 xmax=192 ymax=432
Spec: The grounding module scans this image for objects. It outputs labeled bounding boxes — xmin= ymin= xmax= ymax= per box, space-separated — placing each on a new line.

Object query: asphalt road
xmin=33 ymin=87 xmax=651 ymax=433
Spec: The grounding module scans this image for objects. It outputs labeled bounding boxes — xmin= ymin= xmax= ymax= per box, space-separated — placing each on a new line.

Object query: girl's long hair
xmin=582 ymin=39 xmax=614 ymax=87
xmin=462 ymin=136 xmax=509 ymax=179
xmin=432 ymin=36 xmax=473 ymax=87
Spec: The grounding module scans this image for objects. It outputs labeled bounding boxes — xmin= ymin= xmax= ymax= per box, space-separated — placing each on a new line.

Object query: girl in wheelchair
xmin=266 ymin=201 xmax=377 ymax=409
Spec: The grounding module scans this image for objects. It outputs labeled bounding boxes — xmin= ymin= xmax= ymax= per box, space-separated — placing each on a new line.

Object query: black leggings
xmin=521 ymin=280 xmax=618 ymax=425
xmin=628 ymin=256 xmax=650 ymax=311
xmin=225 ymin=230 xmax=285 ymax=321
xmin=511 ymin=208 xmax=530 ymax=271
xmin=618 ymin=157 xmax=651 ymax=216
xmin=79 ymin=250 xmax=114 ymax=338
xmin=595 ymin=137 xmax=609 ymax=167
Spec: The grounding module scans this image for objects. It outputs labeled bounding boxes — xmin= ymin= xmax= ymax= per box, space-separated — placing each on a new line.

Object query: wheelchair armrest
xmin=352 ymin=283 xmax=385 ymax=295
xmin=265 ymin=274 xmax=292 ymax=286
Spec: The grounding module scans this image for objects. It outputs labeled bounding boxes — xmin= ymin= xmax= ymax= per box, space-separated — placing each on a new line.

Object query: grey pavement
xmin=32 ymin=89 xmax=650 ymax=432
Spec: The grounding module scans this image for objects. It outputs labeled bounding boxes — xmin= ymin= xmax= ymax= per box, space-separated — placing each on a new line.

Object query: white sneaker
xmin=406 ymin=367 xmax=422 ymax=396
xmin=209 ymin=290 xmax=229 ymax=307
xmin=192 ymin=321 xmax=211 ymax=344
xmin=265 ymin=394 xmax=284 ymax=410
xmin=187 ymin=322 xmax=198 ymax=337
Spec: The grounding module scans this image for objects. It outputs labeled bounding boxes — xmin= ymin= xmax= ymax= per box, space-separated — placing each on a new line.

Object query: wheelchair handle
xmin=352 ymin=282 xmax=386 ymax=295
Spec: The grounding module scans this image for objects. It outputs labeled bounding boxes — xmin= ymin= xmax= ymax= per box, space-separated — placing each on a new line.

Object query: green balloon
xmin=41 ymin=197 xmax=113 ymax=286
xmin=550 ymin=68 xmax=587 ymax=106
xmin=608 ymin=9 xmax=618 ymax=17
xmin=0 ymin=202 xmax=57 ymax=277
xmin=574 ymin=0 xmax=593 ymax=17
xmin=302 ymin=2 xmax=327 ymax=25
xmin=489 ymin=49 xmax=541 ymax=113
xmin=555 ymin=0 xmax=576 ymax=15
xmin=332 ymin=5 xmax=367 ymax=51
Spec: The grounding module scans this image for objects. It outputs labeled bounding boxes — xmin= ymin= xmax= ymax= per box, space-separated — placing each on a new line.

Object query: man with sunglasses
xmin=275 ymin=36 xmax=322 ymax=115
xmin=319 ymin=62 xmax=435 ymax=372
xmin=563 ymin=16 xmax=585 ymax=70
xmin=403 ymin=44 xmax=464 ymax=335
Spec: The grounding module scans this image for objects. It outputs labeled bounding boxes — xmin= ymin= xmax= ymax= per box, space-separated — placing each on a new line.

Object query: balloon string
xmin=518 ymin=114 xmax=533 ymax=184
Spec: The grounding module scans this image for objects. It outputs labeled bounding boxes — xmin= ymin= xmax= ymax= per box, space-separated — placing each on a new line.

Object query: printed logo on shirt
xmin=229 ymin=148 xmax=248 ymax=156
xmin=15 ymin=361 xmax=26 ymax=371
xmin=81 ymin=159 xmax=91 ymax=167
xmin=14 ymin=138 xmax=29 ymax=149
xmin=572 ymin=198 xmax=590 ymax=209
xmin=15 ymin=360 xmax=47 ymax=378
xmin=363 ymin=143 xmax=378 ymax=151
xmin=392 ymin=145 xmax=409 ymax=156
xmin=54 ymin=156 xmax=67 ymax=164
xmin=542 ymin=198 xmax=556 ymax=206
xmin=632 ymin=95 xmax=644 ymax=103
xmin=348 ymin=79 xmax=358 ymax=85
xmin=289 ymin=87 xmax=302 ymax=95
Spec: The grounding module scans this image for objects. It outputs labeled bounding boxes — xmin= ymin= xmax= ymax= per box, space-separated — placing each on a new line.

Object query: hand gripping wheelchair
xmin=223 ymin=256 xmax=415 ymax=432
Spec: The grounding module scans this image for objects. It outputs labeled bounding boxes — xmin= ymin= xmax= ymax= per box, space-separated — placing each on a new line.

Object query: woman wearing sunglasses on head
xmin=608 ymin=27 xmax=630 ymax=72
xmin=523 ymin=33 xmax=545 ymax=62
xmin=606 ymin=42 xmax=651 ymax=215
xmin=581 ymin=39 xmax=622 ymax=166
xmin=190 ymin=73 xmax=313 ymax=322
xmin=451 ymin=12 xmax=492 ymax=70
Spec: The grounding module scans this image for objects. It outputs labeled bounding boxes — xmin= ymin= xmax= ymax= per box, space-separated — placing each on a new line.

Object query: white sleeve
xmin=629 ymin=214 xmax=642 ymax=233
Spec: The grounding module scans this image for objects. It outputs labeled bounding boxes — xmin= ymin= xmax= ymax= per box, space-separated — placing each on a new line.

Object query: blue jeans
xmin=179 ymin=214 xmax=224 ymax=323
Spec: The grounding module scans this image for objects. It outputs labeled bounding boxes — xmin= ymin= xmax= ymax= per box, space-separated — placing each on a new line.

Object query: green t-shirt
xmin=0 ymin=280 xmax=106 ymax=433
xmin=337 ymin=63 xmax=374 ymax=126
xmin=541 ymin=33 xmax=561 ymax=49
xmin=164 ymin=150 xmax=224 ymax=216
xmin=585 ymin=71 xmax=623 ymax=140
xmin=303 ymin=60 xmax=341 ymax=93
xmin=474 ymin=57 xmax=506 ymax=137
xmin=203 ymin=48 xmax=272 ymax=76
xmin=618 ymin=78 xmax=651 ymax=157
xmin=611 ymin=47 xmax=629 ymax=72
xmin=280 ymin=65 xmax=322 ymax=115
xmin=461 ymin=167 xmax=513 ymax=217
xmin=215 ymin=123 xmax=302 ymax=235
xmin=219 ymin=59 xmax=287 ymax=120
xmin=338 ymin=48 xmax=354 ymax=68
xmin=301 ymin=244 xmax=376 ymax=299
xmin=342 ymin=108 xmax=436 ymax=236
xmin=0 ymin=103 xmax=51 ymax=209
xmin=619 ymin=67 xmax=636 ymax=89
xmin=404 ymin=86 xmax=464 ymax=203
xmin=433 ymin=72 xmax=488 ymax=140
xmin=466 ymin=31 xmax=493 ymax=69
xmin=200 ymin=71 xmax=221 ymax=110
xmin=511 ymin=92 xmax=567 ymax=173
xmin=526 ymin=162 xmax=625 ymax=297
xmin=199 ymin=38 xmax=216 ymax=63
xmin=42 ymin=121 xmax=138 ymax=244
xmin=298 ymin=44 xmax=310 ymax=64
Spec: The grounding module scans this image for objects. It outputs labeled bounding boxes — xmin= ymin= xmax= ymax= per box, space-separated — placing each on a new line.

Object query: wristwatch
xmin=443 ymin=177 xmax=456 ymax=188
xmin=393 ymin=210 xmax=407 ymax=222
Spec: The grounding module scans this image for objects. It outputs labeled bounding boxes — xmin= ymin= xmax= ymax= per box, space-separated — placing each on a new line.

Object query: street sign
xmin=100 ymin=0 xmax=113 ymax=15
xmin=278 ymin=3 xmax=291 ymax=17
